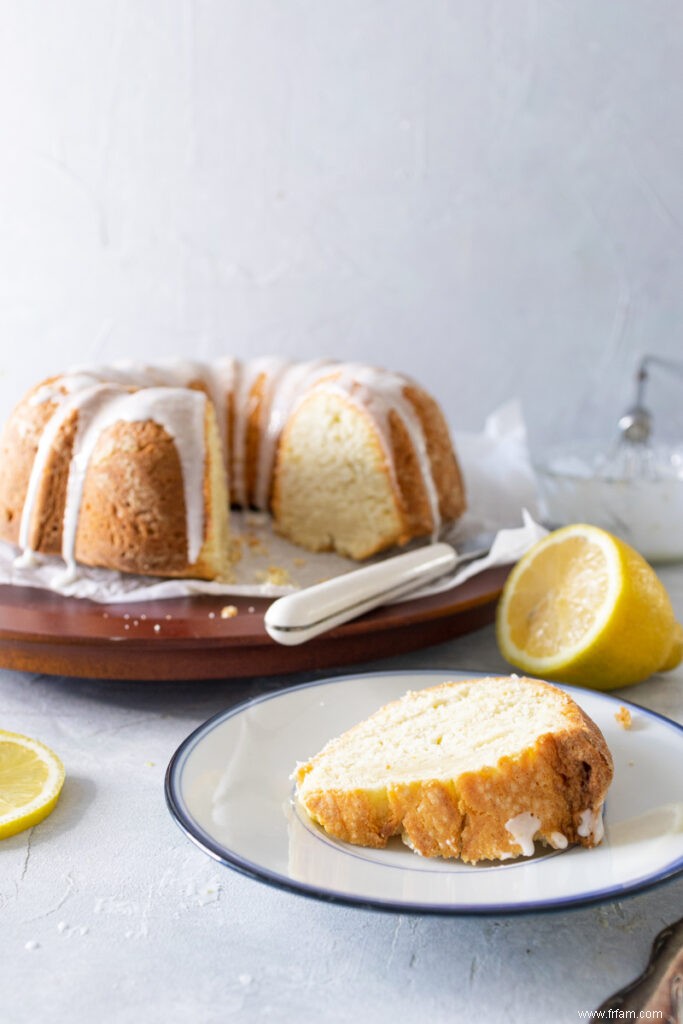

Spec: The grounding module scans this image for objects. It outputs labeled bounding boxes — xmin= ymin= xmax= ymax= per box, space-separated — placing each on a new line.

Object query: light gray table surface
xmin=2 ymin=568 xmax=682 ymax=1024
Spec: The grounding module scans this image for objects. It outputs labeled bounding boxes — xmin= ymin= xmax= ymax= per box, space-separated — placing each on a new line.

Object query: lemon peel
xmin=496 ymin=524 xmax=681 ymax=690
xmin=0 ymin=731 xmax=65 ymax=839
xmin=660 ymin=621 xmax=683 ymax=672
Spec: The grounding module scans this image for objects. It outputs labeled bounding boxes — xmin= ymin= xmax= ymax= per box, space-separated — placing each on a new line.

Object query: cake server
xmin=265 ymin=516 xmax=544 ymax=645
xmin=264 ymin=542 xmax=471 ymax=645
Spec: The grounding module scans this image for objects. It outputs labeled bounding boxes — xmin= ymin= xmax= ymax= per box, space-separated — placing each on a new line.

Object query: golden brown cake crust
xmin=0 ymin=381 xmax=229 ymax=580
xmin=401 ymin=384 xmax=466 ymax=525
xmin=74 ymin=420 xmax=194 ymax=575
xmin=0 ymin=382 xmax=65 ymax=548
xmin=296 ymin=677 xmax=614 ymax=863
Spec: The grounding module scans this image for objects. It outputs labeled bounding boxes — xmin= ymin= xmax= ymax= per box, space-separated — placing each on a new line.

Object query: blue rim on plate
xmin=165 ymin=670 xmax=683 ymax=916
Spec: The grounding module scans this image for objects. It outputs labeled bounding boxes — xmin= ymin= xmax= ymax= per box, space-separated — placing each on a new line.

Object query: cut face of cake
xmin=0 ymin=359 xmax=466 ymax=579
xmin=294 ymin=676 xmax=614 ymax=863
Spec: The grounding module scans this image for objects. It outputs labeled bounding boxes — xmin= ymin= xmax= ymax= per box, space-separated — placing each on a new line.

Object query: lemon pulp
xmin=496 ymin=524 xmax=681 ymax=690
xmin=0 ymin=731 xmax=65 ymax=839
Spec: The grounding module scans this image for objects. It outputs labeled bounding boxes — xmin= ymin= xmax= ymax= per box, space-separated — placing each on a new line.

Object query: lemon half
xmin=0 ymin=731 xmax=65 ymax=839
xmin=496 ymin=524 xmax=681 ymax=690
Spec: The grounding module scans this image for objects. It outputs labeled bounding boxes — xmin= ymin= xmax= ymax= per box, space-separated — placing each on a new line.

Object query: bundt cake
xmin=294 ymin=676 xmax=614 ymax=863
xmin=0 ymin=358 xmax=466 ymax=580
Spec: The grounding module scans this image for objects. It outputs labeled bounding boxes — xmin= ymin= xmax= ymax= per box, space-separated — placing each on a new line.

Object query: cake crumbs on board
xmin=244 ymin=532 xmax=268 ymax=555
xmin=255 ymin=566 xmax=292 ymax=587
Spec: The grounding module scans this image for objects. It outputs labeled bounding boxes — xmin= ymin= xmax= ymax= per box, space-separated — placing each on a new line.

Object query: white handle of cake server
xmin=264 ymin=542 xmax=457 ymax=645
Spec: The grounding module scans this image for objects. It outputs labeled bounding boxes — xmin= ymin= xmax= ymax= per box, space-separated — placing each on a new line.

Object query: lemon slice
xmin=0 ymin=731 xmax=65 ymax=839
xmin=496 ymin=524 xmax=681 ymax=690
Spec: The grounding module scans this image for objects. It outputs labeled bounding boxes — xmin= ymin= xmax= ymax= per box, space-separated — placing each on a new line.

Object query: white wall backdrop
xmin=1 ymin=1 xmax=683 ymax=451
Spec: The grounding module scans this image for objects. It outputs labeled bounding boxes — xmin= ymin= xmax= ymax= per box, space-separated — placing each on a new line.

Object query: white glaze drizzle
xmin=230 ymin=356 xmax=289 ymax=508
xmin=19 ymin=382 xmax=133 ymax=554
xmin=230 ymin=358 xmax=264 ymax=507
xmin=505 ymin=811 xmax=541 ymax=857
xmin=246 ymin=357 xmax=291 ymax=509
xmin=204 ymin=357 xmax=237 ymax=471
xmin=577 ymin=806 xmax=605 ymax=844
xmin=29 ymin=373 xmax=103 ymax=406
xmin=549 ymin=831 xmax=569 ymax=850
xmin=63 ymin=385 xmax=207 ymax=575
xmin=69 ymin=358 xmax=236 ymax=472
xmin=19 ymin=377 xmax=207 ymax=576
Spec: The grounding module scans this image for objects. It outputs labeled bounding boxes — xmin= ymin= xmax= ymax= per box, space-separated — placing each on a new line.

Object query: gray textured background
xmin=2 ymin=1 xmax=683 ymax=451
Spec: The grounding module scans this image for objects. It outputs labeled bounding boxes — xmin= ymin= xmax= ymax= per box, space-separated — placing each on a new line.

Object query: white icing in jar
xmin=535 ymin=441 xmax=683 ymax=563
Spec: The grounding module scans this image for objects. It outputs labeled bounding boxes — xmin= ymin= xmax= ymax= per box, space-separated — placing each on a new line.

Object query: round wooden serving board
xmin=0 ymin=566 xmax=509 ymax=681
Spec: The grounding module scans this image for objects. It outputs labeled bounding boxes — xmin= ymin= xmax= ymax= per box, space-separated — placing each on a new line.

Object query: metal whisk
xmin=594 ymin=355 xmax=683 ymax=481
xmin=618 ymin=355 xmax=683 ymax=446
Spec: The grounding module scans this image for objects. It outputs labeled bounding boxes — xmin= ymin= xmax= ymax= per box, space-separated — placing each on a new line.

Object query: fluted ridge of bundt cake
xmin=295 ymin=676 xmax=614 ymax=863
xmin=0 ymin=358 xmax=466 ymax=579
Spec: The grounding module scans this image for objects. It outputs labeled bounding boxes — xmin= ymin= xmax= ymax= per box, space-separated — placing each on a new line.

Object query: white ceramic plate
xmin=165 ymin=671 xmax=683 ymax=914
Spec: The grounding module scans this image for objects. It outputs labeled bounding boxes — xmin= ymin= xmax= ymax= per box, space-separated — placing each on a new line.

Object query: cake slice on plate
xmin=294 ymin=675 xmax=613 ymax=864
